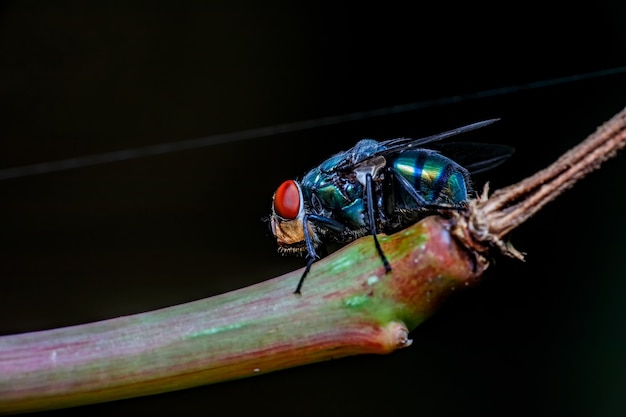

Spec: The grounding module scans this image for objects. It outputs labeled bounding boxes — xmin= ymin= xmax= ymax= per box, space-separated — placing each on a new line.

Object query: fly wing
xmin=429 ymin=142 xmax=515 ymax=174
xmin=378 ymin=119 xmax=500 ymax=155
xmin=332 ymin=118 xmax=503 ymax=173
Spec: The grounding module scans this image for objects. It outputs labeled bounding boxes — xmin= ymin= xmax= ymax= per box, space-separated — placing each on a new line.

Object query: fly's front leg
xmin=295 ymin=214 xmax=346 ymax=295
xmin=365 ymin=173 xmax=391 ymax=273
xmin=295 ymin=214 xmax=319 ymax=295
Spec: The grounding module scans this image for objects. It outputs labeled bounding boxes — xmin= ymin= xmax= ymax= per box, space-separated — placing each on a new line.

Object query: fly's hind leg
xmin=391 ymin=167 xmax=463 ymax=213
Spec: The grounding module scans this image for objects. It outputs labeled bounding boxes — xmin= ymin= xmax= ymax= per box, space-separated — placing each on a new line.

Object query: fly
xmin=270 ymin=119 xmax=513 ymax=294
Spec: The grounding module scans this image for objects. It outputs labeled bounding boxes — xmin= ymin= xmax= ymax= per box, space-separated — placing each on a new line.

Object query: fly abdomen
xmin=391 ymin=150 xmax=470 ymax=207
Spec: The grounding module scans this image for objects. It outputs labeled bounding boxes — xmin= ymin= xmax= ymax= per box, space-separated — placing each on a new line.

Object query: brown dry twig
xmin=455 ymin=106 xmax=626 ymax=259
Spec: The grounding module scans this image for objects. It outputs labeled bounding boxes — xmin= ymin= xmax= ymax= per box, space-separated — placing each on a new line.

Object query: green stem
xmin=0 ymin=216 xmax=482 ymax=414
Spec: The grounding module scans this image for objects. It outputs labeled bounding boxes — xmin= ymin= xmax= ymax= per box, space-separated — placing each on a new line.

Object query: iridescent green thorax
xmin=302 ymin=167 xmax=367 ymax=228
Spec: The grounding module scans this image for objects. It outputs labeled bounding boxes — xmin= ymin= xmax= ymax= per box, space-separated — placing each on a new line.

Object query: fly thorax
xmin=311 ymin=177 xmax=356 ymax=210
xmin=339 ymin=198 xmax=367 ymax=228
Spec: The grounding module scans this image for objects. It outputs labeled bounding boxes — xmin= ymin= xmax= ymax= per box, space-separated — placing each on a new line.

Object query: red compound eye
xmin=274 ymin=180 xmax=301 ymax=219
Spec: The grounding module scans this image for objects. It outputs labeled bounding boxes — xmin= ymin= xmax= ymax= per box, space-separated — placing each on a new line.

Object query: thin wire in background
xmin=1 ymin=66 xmax=625 ymax=181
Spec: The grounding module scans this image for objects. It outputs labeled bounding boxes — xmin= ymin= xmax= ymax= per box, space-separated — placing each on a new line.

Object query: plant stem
xmin=0 ymin=217 xmax=482 ymax=414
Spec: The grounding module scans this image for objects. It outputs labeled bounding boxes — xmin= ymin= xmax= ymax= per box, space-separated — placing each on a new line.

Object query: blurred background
xmin=1 ymin=2 xmax=626 ymax=416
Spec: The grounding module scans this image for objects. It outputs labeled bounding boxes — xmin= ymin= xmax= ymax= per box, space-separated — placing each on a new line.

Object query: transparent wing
xmin=378 ymin=119 xmax=500 ymax=154
xmin=428 ymin=142 xmax=515 ymax=174
xmin=333 ymin=118 xmax=505 ymax=172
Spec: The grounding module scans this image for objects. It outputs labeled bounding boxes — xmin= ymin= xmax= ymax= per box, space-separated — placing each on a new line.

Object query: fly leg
xmin=365 ymin=173 xmax=391 ymax=273
xmin=296 ymin=259 xmax=316 ymax=295
xmin=295 ymin=214 xmax=345 ymax=294
xmin=294 ymin=213 xmax=319 ymax=295
xmin=390 ymin=167 xmax=429 ymax=206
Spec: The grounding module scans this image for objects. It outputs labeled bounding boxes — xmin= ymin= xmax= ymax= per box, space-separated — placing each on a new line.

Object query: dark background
xmin=2 ymin=2 xmax=626 ymax=416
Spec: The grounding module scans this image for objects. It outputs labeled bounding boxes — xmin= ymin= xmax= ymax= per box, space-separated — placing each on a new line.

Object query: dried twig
xmin=457 ymin=106 xmax=626 ymax=259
